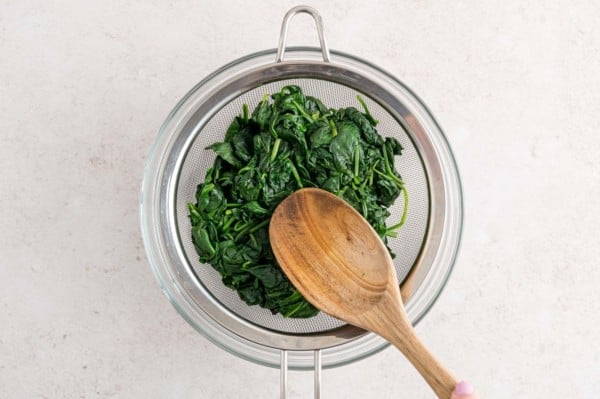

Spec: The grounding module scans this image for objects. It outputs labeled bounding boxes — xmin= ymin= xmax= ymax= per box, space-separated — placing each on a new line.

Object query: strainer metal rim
xmin=140 ymin=47 xmax=463 ymax=369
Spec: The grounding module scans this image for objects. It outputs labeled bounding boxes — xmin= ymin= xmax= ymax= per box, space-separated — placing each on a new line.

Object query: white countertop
xmin=1 ymin=1 xmax=599 ymax=398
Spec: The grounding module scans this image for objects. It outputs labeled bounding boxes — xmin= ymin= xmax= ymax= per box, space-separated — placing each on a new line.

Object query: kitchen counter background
xmin=1 ymin=1 xmax=599 ymax=398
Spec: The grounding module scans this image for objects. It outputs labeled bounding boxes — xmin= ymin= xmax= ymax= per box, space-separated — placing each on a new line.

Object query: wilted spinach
xmin=188 ymin=86 xmax=407 ymax=318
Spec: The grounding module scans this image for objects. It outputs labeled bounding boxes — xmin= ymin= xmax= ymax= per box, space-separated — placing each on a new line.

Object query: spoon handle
xmin=384 ymin=322 xmax=456 ymax=398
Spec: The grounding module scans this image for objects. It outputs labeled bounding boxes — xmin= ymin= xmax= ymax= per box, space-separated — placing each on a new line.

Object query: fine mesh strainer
xmin=140 ymin=5 xmax=462 ymax=398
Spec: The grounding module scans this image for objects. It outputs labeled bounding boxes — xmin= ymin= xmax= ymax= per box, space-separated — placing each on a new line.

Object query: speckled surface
xmin=1 ymin=1 xmax=599 ymax=398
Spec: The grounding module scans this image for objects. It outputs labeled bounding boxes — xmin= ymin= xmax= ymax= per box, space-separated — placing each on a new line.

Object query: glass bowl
xmin=140 ymin=47 xmax=463 ymax=369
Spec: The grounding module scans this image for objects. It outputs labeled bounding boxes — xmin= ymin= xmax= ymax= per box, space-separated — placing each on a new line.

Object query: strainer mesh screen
xmin=176 ymin=78 xmax=429 ymax=334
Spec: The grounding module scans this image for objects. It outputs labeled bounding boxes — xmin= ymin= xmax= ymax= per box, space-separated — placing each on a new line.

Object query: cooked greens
xmin=188 ymin=86 xmax=407 ymax=318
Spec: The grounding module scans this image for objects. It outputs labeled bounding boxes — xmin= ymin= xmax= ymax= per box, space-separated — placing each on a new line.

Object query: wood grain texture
xmin=270 ymin=188 xmax=456 ymax=398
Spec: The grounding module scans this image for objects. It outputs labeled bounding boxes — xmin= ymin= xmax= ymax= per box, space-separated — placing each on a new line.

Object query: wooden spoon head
xmin=269 ymin=188 xmax=401 ymax=327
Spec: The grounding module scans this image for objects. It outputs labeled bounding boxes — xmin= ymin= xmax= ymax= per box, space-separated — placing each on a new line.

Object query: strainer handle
xmin=280 ymin=349 xmax=322 ymax=399
xmin=276 ymin=5 xmax=331 ymax=63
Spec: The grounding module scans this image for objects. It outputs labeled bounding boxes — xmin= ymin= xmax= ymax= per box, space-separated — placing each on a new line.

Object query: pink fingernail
xmin=454 ymin=381 xmax=474 ymax=395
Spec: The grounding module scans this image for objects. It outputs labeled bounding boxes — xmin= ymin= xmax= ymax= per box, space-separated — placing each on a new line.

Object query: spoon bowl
xmin=270 ymin=188 xmax=456 ymax=398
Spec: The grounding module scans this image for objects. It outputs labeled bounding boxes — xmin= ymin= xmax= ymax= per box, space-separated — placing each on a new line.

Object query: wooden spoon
xmin=269 ymin=188 xmax=456 ymax=398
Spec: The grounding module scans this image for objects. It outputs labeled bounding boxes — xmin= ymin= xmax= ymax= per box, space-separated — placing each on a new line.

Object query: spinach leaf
xmin=189 ymin=85 xmax=407 ymax=318
xmin=308 ymin=120 xmax=334 ymax=147
xmin=208 ymin=142 xmax=241 ymax=168
xmin=329 ymin=121 xmax=360 ymax=170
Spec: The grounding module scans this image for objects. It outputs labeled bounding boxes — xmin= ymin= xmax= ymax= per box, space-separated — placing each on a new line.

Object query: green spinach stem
xmin=221 ymin=215 xmax=235 ymax=232
xmin=187 ymin=203 xmax=201 ymax=219
xmin=235 ymin=218 xmax=270 ymax=241
xmin=242 ymin=104 xmax=249 ymax=124
xmin=353 ymin=146 xmax=360 ymax=180
xmin=249 ymin=218 xmax=270 ymax=233
xmin=269 ymin=118 xmax=279 ymax=139
xmin=287 ymin=160 xmax=304 ymax=189
xmin=329 ymin=119 xmax=338 ymax=137
xmin=234 ymin=221 xmax=250 ymax=232
xmin=357 ymin=95 xmax=379 ymax=124
xmin=385 ymin=187 xmax=409 ymax=234
xmin=270 ymin=138 xmax=281 ymax=162
xmin=292 ymin=100 xmax=314 ymax=122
